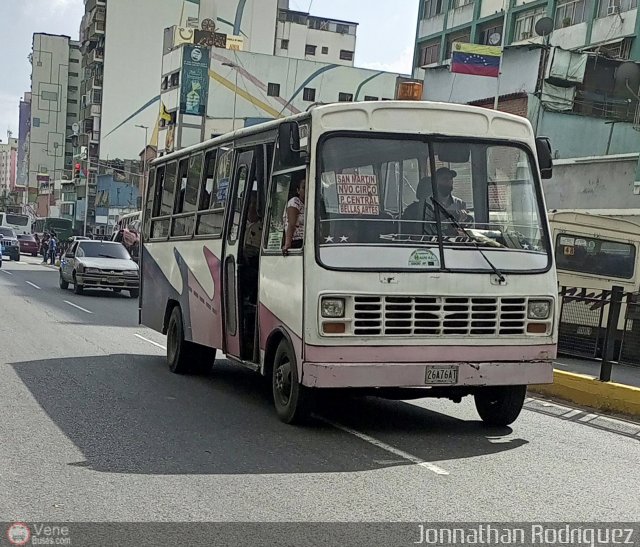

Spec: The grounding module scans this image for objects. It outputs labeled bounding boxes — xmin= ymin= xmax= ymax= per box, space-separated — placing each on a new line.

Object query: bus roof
xmin=152 ymin=100 xmax=535 ymax=165
xmin=548 ymin=211 xmax=640 ymax=237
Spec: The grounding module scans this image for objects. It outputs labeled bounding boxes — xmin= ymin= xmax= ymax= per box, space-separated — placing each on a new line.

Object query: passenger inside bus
xmin=282 ymin=172 xmax=306 ymax=254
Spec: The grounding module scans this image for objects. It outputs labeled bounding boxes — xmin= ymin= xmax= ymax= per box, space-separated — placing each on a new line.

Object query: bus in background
xmin=33 ymin=217 xmax=74 ymax=241
xmin=140 ymin=101 xmax=557 ymax=427
xmin=0 ymin=212 xmax=31 ymax=235
xmin=549 ymin=211 xmax=640 ymax=355
xmin=112 ymin=211 xmax=142 ymax=237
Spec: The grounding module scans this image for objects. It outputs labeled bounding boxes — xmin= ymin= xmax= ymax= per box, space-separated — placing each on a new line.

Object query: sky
xmin=0 ymin=0 xmax=419 ymax=138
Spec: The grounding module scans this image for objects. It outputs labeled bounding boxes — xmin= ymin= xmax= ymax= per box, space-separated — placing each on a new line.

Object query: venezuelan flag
xmin=450 ymin=43 xmax=502 ymax=78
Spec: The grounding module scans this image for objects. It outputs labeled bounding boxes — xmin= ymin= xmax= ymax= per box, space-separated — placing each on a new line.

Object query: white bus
xmin=0 ymin=212 xmax=31 ymax=235
xmin=140 ymin=101 xmax=557 ymax=426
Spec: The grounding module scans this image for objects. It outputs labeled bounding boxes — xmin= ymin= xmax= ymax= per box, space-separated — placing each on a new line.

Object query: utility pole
xmin=135 ymin=124 xmax=149 ymax=201
xmin=83 ymin=146 xmax=90 ymax=237
xmin=222 ymin=62 xmax=239 ymax=130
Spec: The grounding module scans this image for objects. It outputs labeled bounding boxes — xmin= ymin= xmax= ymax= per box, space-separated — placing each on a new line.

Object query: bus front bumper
xmin=301 ymin=361 xmax=554 ymax=389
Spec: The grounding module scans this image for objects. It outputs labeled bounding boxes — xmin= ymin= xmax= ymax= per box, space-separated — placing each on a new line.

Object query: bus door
xmin=223 ymin=150 xmax=256 ymax=361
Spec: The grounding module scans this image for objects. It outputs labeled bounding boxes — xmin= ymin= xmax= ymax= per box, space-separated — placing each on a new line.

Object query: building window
xmin=338 ymin=92 xmax=354 ymax=102
xmin=69 ymin=72 xmax=79 ymax=77
xmin=303 ymin=87 xmax=316 ymax=102
xmin=305 ymin=44 xmax=317 ymax=56
xmin=336 ymin=23 xmax=350 ymax=34
xmin=340 ymin=50 xmax=354 ymax=61
xmin=69 ymin=86 xmax=78 ymax=92
xmin=267 ymin=82 xmax=281 ymax=97
xmin=478 ymin=24 xmax=503 ymax=45
xmin=70 ymin=58 xmax=79 ymax=63
xmin=364 ymin=95 xmax=379 ymax=101
xmin=555 ymin=0 xmax=585 ymax=28
xmin=423 ymin=0 xmax=443 ymax=18
xmin=281 ymin=39 xmax=289 ymax=50
xmin=445 ymin=31 xmax=471 ymax=58
xmin=33 ymin=118 xmax=41 ymax=127
xmin=513 ymin=8 xmax=547 ymax=41
xmin=598 ymin=0 xmax=637 ymax=17
xmin=41 ymin=91 xmax=58 ymax=102
xmin=419 ymin=42 xmax=441 ymax=66
xmin=454 ymin=0 xmax=474 ymax=7
xmin=322 ymin=46 xmax=329 ymax=54
xmin=309 ymin=18 xmax=330 ymax=31
xmin=67 ymin=99 xmax=78 ymax=104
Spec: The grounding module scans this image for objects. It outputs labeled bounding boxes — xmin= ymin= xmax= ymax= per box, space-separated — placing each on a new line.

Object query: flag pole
xmin=494 ymin=0 xmax=509 ymax=110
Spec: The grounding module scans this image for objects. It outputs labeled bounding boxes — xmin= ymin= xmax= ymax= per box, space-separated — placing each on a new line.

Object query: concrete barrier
xmin=530 ymin=370 xmax=640 ymax=417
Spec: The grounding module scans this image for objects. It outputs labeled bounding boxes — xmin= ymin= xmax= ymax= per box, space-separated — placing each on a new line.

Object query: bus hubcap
xmin=275 ymin=359 xmax=292 ymax=405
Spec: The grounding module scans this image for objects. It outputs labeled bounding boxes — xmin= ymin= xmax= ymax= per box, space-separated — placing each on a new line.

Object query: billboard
xmin=16 ymin=98 xmax=30 ymax=187
xmin=180 ymin=45 xmax=210 ymax=116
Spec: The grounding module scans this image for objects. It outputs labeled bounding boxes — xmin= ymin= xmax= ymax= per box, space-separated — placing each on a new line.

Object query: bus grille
xmin=353 ymin=296 xmax=527 ymax=337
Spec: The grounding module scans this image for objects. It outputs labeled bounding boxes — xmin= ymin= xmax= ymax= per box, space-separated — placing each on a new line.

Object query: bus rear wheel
xmin=166 ymin=306 xmax=215 ymax=375
xmin=474 ymin=385 xmax=527 ymax=427
xmin=272 ymin=339 xmax=313 ymax=424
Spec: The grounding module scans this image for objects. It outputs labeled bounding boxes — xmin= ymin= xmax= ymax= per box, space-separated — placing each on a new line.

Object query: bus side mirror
xmin=278 ymin=122 xmax=301 ymax=167
xmin=536 ymin=137 xmax=553 ymax=180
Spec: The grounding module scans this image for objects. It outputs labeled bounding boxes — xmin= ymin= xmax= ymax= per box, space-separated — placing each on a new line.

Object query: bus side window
xmin=199 ymin=150 xmax=217 ymax=211
xmin=173 ymin=158 xmax=190 ymax=214
xmin=264 ymin=170 xmax=305 ymax=252
xmin=196 ymin=148 xmax=232 ymax=237
xmin=160 ymin=161 xmax=177 ymax=216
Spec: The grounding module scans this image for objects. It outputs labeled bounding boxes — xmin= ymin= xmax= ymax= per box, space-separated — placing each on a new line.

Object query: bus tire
xmin=272 ymin=338 xmax=313 ymax=424
xmin=166 ymin=306 xmax=215 ymax=375
xmin=474 ymin=385 xmax=526 ymax=427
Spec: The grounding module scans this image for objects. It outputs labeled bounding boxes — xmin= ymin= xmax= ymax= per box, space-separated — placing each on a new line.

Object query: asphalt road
xmin=0 ymin=255 xmax=639 ymax=527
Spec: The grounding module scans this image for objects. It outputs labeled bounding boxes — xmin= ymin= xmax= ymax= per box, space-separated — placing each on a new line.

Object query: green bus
xmin=33 ymin=217 xmax=74 ymax=241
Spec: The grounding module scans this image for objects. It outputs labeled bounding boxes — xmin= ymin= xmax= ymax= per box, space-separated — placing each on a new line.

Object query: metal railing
xmin=558 ymin=286 xmax=639 ymax=379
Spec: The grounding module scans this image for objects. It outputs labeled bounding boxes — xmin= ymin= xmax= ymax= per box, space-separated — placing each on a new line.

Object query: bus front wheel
xmin=272 ymin=339 xmax=313 ymax=424
xmin=474 ymin=385 xmax=527 ymax=427
xmin=166 ymin=306 xmax=215 ymax=375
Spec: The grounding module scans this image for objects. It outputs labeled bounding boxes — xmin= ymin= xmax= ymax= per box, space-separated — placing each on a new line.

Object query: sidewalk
xmin=531 ymin=356 xmax=640 ymax=418
xmin=555 ymin=356 xmax=640 ymax=388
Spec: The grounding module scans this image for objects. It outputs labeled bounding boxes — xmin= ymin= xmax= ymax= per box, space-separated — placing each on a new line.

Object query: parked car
xmin=59 ymin=240 xmax=139 ymax=298
xmin=0 ymin=227 xmax=20 ymax=261
xmin=17 ymin=234 xmax=39 ymax=257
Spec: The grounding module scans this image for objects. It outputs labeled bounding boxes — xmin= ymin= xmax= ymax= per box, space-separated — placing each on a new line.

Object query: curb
xmin=530 ymin=370 xmax=640 ymax=417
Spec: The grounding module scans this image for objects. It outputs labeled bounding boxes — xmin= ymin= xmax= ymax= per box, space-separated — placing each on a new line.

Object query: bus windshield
xmin=317 ymin=134 xmax=549 ymax=272
xmin=5 ymin=214 xmax=29 ymax=227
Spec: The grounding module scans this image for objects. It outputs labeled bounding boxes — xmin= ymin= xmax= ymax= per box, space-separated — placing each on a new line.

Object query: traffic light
xmin=74 ymin=163 xmax=81 ymax=179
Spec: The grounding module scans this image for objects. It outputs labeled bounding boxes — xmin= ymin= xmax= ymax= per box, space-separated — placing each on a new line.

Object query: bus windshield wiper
xmin=430 ymin=197 xmax=506 ymax=284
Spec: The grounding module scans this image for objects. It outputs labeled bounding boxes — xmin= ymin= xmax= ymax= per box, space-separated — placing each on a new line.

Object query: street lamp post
xmin=222 ymin=62 xmax=239 ymax=131
xmin=135 ymin=125 xmax=149 ymax=198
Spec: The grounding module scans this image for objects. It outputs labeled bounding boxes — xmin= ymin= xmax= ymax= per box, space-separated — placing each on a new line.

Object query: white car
xmin=59 ymin=240 xmax=139 ymax=297
xmin=0 ymin=227 xmax=21 ymax=262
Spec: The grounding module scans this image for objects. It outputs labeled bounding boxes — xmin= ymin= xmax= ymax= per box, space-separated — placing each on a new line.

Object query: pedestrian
xmin=41 ymin=233 xmax=50 ymax=263
xmin=48 ymin=234 xmax=57 ymax=265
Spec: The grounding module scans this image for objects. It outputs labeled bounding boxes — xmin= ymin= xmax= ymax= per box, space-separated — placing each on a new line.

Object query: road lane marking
xmin=25 ymin=281 xmax=41 ymax=290
xmin=318 ymin=417 xmax=449 ymax=476
xmin=562 ymin=409 xmax=582 ymax=418
xmin=1 ymin=270 xmax=12 ymax=276
xmin=135 ymin=334 xmax=167 ymax=351
xmin=64 ymin=300 xmax=93 ymax=314
xmin=579 ymin=413 xmax=599 ymax=423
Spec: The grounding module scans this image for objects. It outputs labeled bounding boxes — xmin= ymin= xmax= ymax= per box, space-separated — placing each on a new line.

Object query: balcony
xmin=87 ymin=21 xmax=106 ymax=39
xmin=89 ymin=74 xmax=103 ymax=89
xmin=85 ymin=0 xmax=106 ymax=13
xmin=88 ymin=47 xmax=104 ymax=65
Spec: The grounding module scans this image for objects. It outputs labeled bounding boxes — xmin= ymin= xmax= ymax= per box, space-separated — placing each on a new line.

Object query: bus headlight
xmin=528 ymin=300 xmax=552 ymax=320
xmin=321 ymin=298 xmax=345 ymax=318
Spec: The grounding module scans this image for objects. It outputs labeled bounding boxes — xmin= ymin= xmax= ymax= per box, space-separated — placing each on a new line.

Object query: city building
xmin=413 ymin=0 xmax=640 ymax=76
xmin=0 ymin=136 xmax=18 ymax=193
xmin=275 ymin=9 xmax=358 ymax=67
xmin=28 ymin=33 xmax=82 ymax=217
xmin=16 ymin=93 xmax=31 ymax=195
xmin=78 ymin=0 xmax=363 ymax=164
xmin=156 ymin=38 xmax=402 ymax=156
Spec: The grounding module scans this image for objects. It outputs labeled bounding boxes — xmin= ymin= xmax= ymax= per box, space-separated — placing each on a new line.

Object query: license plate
xmin=425 ymin=366 xmax=458 ymax=385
